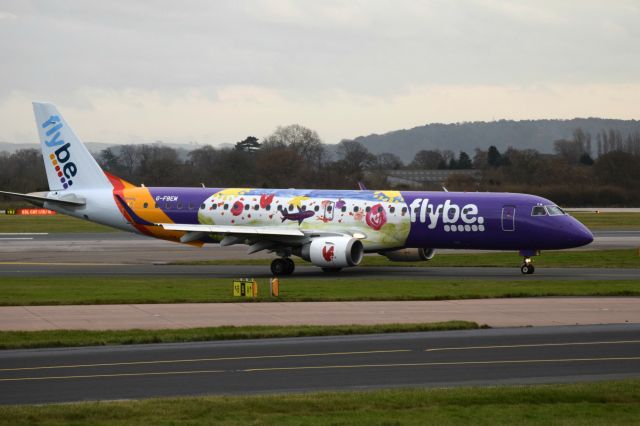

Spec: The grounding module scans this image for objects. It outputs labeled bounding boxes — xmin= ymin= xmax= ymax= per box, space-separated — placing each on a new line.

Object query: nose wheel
xmin=520 ymin=257 xmax=535 ymax=274
xmin=271 ymin=257 xmax=295 ymax=276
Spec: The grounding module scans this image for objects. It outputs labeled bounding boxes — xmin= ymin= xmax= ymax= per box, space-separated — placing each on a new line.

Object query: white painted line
xmin=0 ymin=237 xmax=34 ymax=240
xmin=0 ymin=233 xmax=49 ymax=235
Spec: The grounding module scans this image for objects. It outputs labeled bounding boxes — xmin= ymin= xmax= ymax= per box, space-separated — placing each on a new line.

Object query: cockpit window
xmin=545 ymin=205 xmax=565 ymax=216
xmin=531 ymin=206 xmax=547 ymax=216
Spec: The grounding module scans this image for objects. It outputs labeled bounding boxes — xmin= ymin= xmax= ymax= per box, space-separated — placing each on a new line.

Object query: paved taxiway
xmin=0 ymin=324 xmax=639 ymax=405
xmin=0 ymin=230 xmax=637 ymax=266
xmin=2 ymin=297 xmax=638 ymax=331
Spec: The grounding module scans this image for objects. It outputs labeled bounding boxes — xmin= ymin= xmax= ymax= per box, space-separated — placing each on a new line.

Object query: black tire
xmin=284 ymin=258 xmax=295 ymax=275
xmin=527 ymin=264 xmax=535 ymax=274
xmin=271 ymin=258 xmax=287 ymax=276
xmin=520 ymin=264 xmax=531 ymax=275
xmin=322 ymin=267 xmax=342 ymax=273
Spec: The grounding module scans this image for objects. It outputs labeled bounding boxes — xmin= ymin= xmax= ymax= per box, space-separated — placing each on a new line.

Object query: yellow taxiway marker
xmin=0 ymin=349 xmax=412 ymax=372
xmin=0 ymin=369 xmax=225 ymax=382
xmin=243 ymin=356 xmax=640 ymax=373
xmin=425 ymin=340 xmax=640 ymax=352
xmin=2 ymin=356 xmax=639 ymax=382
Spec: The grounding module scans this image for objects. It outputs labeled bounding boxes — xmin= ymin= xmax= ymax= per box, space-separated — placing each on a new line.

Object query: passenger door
xmin=501 ymin=205 xmax=515 ymax=231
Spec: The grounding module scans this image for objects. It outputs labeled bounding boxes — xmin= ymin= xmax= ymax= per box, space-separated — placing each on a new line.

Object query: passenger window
xmin=288 ymin=205 xmax=294 ymax=211
xmin=212 ymin=204 xmax=217 ymax=210
xmin=254 ymin=204 xmax=259 ymax=210
xmin=244 ymin=204 xmax=250 ymax=211
xmin=301 ymin=205 xmax=307 ymax=211
xmin=366 ymin=206 xmax=371 ymax=213
xmin=177 ymin=203 xmax=183 ymax=210
xmin=389 ymin=206 xmax=395 ymax=213
xmin=188 ymin=202 xmax=194 ymax=210
xmin=401 ymin=207 xmax=407 ymax=214
xmin=327 ymin=206 xmax=333 ymax=212
xmin=200 ymin=203 xmax=205 ymax=210
xmin=531 ymin=206 xmax=547 ymax=216
xmin=314 ymin=205 xmax=319 ymax=212
xmin=223 ymin=204 xmax=229 ymax=210
xmin=266 ymin=205 xmax=271 ymax=211
xmin=354 ymin=206 xmax=359 ymax=213
xmin=341 ymin=206 xmax=347 ymax=212
xmin=143 ymin=202 xmax=148 ymax=209
xmin=377 ymin=206 xmax=383 ymax=213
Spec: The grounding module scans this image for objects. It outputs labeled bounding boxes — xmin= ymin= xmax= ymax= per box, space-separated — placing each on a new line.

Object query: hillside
xmin=345 ymin=118 xmax=640 ymax=162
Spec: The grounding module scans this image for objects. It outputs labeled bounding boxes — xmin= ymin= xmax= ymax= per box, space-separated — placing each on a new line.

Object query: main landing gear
xmin=520 ymin=257 xmax=535 ymax=275
xmin=271 ymin=257 xmax=295 ymax=276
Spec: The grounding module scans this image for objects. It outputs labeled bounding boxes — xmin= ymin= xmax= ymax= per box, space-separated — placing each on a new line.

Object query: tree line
xmin=1 ymin=124 xmax=639 ymax=207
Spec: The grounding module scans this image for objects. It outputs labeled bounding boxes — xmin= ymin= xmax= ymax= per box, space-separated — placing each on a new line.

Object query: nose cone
xmin=567 ymin=218 xmax=594 ymax=247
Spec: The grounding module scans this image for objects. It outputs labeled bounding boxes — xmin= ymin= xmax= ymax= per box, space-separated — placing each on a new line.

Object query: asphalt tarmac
xmin=0 ymin=230 xmax=637 ymax=266
xmin=1 ymin=324 xmax=639 ymax=405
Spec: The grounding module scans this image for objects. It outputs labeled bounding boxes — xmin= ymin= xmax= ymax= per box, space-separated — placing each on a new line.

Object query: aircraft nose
xmin=567 ymin=219 xmax=594 ymax=247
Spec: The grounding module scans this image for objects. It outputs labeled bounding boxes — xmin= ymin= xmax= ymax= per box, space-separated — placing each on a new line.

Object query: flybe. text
xmin=408 ymin=198 xmax=485 ymax=232
xmin=42 ymin=115 xmax=76 ymax=189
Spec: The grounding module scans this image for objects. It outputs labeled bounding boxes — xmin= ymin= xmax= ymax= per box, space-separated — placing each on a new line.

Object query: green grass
xmin=1 ymin=275 xmax=639 ymax=306
xmin=176 ymin=248 xmax=640 ymax=268
xmin=0 ymin=214 xmax=114 ymax=233
xmin=1 ymin=380 xmax=639 ymax=425
xmin=0 ymin=321 xmax=479 ymax=350
xmin=572 ymin=211 xmax=640 ymax=229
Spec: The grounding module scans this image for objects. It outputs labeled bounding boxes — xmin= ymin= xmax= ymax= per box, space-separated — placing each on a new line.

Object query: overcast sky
xmin=1 ymin=0 xmax=639 ymax=145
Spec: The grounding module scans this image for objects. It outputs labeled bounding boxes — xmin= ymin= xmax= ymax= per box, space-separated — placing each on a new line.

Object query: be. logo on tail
xmin=42 ymin=115 xmax=77 ymax=189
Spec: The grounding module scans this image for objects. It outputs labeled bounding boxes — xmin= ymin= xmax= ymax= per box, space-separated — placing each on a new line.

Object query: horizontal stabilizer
xmin=157 ymin=223 xmax=305 ymax=237
xmin=0 ymin=190 xmax=86 ymax=207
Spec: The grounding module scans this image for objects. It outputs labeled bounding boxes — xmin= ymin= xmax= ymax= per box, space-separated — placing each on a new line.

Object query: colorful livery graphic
xmin=0 ymin=103 xmax=594 ymax=275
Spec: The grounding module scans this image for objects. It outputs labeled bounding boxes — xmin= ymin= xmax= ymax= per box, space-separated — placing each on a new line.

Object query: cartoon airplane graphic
xmin=0 ymin=103 xmax=594 ymax=275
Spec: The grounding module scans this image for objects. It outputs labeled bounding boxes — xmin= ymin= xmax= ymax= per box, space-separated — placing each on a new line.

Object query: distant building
xmin=234 ymin=136 xmax=261 ymax=153
xmin=378 ymin=169 xmax=481 ymax=188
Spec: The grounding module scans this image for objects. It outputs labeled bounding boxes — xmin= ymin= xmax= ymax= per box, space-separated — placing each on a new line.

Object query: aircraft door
xmin=501 ymin=205 xmax=515 ymax=231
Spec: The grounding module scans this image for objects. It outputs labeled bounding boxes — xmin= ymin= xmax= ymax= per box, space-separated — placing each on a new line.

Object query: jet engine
xmin=298 ymin=236 xmax=364 ymax=268
xmin=382 ymin=248 xmax=435 ymax=262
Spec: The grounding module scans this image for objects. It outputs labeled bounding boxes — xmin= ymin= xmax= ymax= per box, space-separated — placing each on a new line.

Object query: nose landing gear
xmin=271 ymin=257 xmax=295 ymax=276
xmin=520 ymin=257 xmax=535 ymax=275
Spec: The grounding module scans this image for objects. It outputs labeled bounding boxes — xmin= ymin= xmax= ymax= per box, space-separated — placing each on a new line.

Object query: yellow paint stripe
xmin=425 ymin=340 xmax=640 ymax=352
xmin=0 ymin=262 xmax=126 ymax=266
xmin=3 ymin=356 xmax=639 ymax=382
xmin=243 ymin=356 xmax=640 ymax=373
xmin=0 ymin=369 xmax=225 ymax=382
xmin=0 ymin=349 xmax=411 ymax=372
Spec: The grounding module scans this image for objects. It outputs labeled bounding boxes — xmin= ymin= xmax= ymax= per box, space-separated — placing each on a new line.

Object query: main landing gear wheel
xmin=271 ymin=258 xmax=295 ymax=276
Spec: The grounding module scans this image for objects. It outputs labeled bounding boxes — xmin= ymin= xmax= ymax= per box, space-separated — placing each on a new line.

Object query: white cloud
xmin=0 ymin=1 xmax=639 ymax=143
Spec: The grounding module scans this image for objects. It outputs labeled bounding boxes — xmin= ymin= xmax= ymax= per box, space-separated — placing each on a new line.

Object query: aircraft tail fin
xmin=32 ymin=102 xmax=111 ymax=191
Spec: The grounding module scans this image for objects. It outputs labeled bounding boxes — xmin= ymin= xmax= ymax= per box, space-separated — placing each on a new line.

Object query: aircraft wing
xmin=158 ymin=223 xmax=305 ymax=237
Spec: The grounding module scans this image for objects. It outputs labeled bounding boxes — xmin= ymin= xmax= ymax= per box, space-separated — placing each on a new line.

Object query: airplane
xmin=0 ymin=102 xmax=594 ymax=275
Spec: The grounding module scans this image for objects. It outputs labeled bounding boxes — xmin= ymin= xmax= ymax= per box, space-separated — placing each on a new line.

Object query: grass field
xmin=1 ymin=275 xmax=638 ymax=306
xmin=176 ymin=248 xmax=640 ymax=268
xmin=1 ymin=380 xmax=638 ymax=425
xmin=572 ymin=211 xmax=640 ymax=229
xmin=0 ymin=214 xmax=114 ymax=233
xmin=0 ymin=321 xmax=480 ymax=350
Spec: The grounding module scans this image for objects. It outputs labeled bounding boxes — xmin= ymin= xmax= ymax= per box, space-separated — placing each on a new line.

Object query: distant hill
xmin=343 ymin=118 xmax=640 ymax=162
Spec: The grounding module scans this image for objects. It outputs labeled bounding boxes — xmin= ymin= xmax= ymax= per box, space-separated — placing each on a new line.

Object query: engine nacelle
xmin=299 ymin=236 xmax=364 ymax=268
xmin=382 ymin=248 xmax=435 ymax=262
